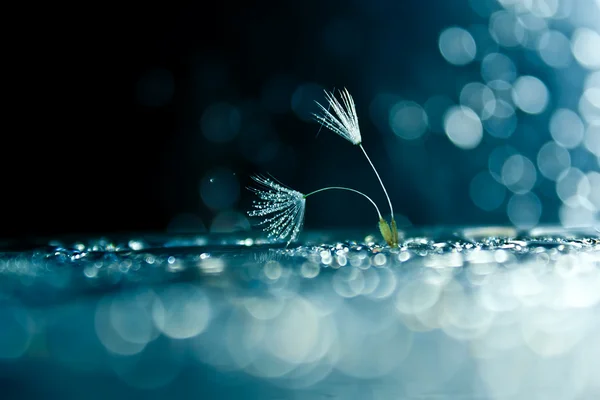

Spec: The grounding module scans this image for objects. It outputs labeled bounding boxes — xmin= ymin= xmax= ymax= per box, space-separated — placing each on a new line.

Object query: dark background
xmin=3 ymin=0 xmax=585 ymax=239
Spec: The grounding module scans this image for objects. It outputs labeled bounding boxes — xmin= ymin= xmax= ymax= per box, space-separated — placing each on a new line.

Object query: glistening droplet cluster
xmin=1 ymin=228 xmax=599 ymax=398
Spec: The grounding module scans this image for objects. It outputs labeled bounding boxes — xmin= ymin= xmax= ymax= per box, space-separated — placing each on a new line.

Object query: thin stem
xmin=304 ymin=186 xmax=382 ymax=220
xmin=359 ymin=144 xmax=394 ymax=219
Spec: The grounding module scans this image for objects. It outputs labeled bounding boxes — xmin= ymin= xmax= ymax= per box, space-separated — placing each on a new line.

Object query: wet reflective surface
xmin=1 ymin=227 xmax=600 ymax=399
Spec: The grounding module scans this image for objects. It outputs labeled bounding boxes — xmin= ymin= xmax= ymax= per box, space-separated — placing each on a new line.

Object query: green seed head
xmin=379 ymin=218 xmax=394 ymax=247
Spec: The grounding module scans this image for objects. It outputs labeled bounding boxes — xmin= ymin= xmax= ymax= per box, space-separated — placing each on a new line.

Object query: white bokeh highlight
xmin=512 ymin=75 xmax=549 ymax=114
xmin=439 ymin=27 xmax=477 ymax=66
xmin=444 ymin=106 xmax=483 ymax=149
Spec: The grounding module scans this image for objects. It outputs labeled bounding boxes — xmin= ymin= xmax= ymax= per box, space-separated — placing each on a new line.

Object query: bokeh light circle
xmin=439 ymin=27 xmax=477 ymax=66
xmin=512 ymin=76 xmax=549 ymax=114
xmin=584 ymin=123 xmax=600 ymax=157
xmin=443 ymin=106 xmax=483 ymax=149
xmin=507 ymin=192 xmax=542 ymax=229
xmin=571 ymin=28 xmax=600 ymax=70
xmin=152 ymin=284 xmax=211 ymax=339
xmin=502 ymin=154 xmax=537 ymax=194
xmin=528 ymin=0 xmax=559 ymax=18
xmin=579 ymin=88 xmax=600 ymax=124
xmin=549 ymin=109 xmax=585 ymax=149
xmin=481 ymin=53 xmax=517 ymax=83
xmin=460 ymin=82 xmax=495 ymax=118
xmin=389 ymin=101 xmax=429 ymax=140
xmin=537 ymin=141 xmax=571 ymax=181
xmin=489 ymin=11 xmax=526 ymax=48
xmin=556 ymin=168 xmax=588 ymax=206
xmin=483 ymin=100 xmax=518 ymax=139
xmin=538 ymin=30 xmax=573 ymax=69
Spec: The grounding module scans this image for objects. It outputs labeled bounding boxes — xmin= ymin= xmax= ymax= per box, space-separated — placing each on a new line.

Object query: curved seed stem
xmin=304 ymin=186 xmax=382 ymax=220
xmin=359 ymin=144 xmax=394 ymax=219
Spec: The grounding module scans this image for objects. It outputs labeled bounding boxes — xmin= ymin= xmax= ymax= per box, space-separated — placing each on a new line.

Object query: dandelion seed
xmin=247 ymin=175 xmax=306 ymax=245
xmin=314 ymin=88 xmax=399 ymax=247
xmin=248 ymin=174 xmax=392 ymax=246
xmin=313 ymin=88 xmax=362 ymax=145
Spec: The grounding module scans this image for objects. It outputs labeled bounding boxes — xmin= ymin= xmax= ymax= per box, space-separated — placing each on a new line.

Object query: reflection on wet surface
xmin=1 ymin=227 xmax=599 ymax=399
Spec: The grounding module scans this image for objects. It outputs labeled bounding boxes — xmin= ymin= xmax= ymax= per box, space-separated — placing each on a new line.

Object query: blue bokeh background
xmin=4 ymin=0 xmax=598 ymax=238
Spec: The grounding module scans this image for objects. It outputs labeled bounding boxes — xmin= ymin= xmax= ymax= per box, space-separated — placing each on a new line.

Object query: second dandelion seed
xmin=248 ymin=175 xmax=387 ymax=247
xmin=314 ymin=88 xmax=398 ymax=247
